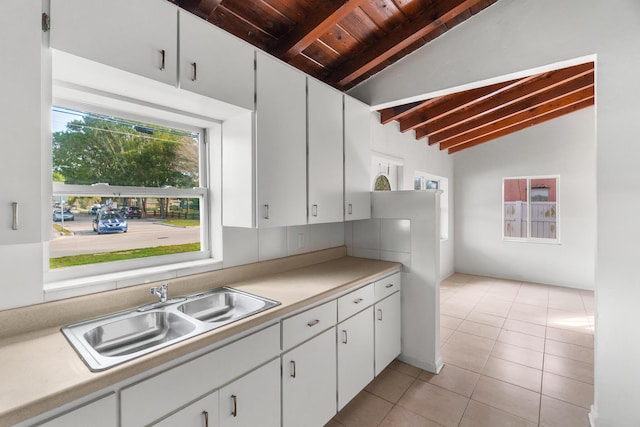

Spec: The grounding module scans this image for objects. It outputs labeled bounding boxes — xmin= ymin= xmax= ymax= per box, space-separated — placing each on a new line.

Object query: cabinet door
xmin=337 ymin=307 xmax=374 ymax=410
xmin=219 ymin=359 xmax=280 ymax=427
xmin=308 ymin=79 xmax=344 ymax=224
xmin=344 ymin=95 xmax=372 ymax=221
xmin=375 ymin=291 xmax=402 ymax=376
xmin=282 ymin=328 xmax=337 ymax=427
xmin=179 ymin=11 xmax=254 ymax=110
xmin=255 ymin=52 xmax=307 ymax=228
xmin=50 ymin=0 xmax=177 ymax=86
xmin=38 ymin=393 xmax=116 ymax=427
xmin=153 ymin=392 xmax=219 ymax=427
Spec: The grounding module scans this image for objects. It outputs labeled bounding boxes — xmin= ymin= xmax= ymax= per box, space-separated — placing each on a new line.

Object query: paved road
xmin=50 ymin=214 xmax=200 ymax=257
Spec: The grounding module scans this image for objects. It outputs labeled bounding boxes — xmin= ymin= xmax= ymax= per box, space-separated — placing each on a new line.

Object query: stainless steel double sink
xmin=61 ymin=287 xmax=280 ymax=371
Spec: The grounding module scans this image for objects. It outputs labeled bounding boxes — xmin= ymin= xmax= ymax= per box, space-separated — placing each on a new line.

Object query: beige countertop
xmin=0 ymin=253 xmax=401 ymax=426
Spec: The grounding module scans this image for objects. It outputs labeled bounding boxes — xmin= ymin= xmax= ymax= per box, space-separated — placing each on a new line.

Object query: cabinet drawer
xmin=338 ymin=284 xmax=374 ymax=322
xmin=121 ymin=323 xmax=280 ymax=427
xmin=374 ymin=272 xmax=401 ymax=301
xmin=282 ymin=300 xmax=336 ymax=351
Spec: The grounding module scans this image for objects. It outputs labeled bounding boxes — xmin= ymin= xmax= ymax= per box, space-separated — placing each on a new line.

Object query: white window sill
xmin=44 ymin=257 xmax=223 ymax=302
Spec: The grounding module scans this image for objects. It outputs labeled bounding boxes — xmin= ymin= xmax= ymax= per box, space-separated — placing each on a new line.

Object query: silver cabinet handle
xmin=385 ymin=283 xmax=394 ymax=289
xmin=307 ymin=319 xmax=320 ymax=327
xmin=264 ymin=204 xmax=269 ymax=219
xmin=231 ymin=395 xmax=238 ymax=417
xmin=159 ymin=49 xmax=166 ymax=70
xmin=312 ymin=204 xmax=318 ymax=217
xmin=11 ymin=202 xmax=18 ymax=230
xmin=377 ymin=308 xmax=383 ymax=321
xmin=202 ymin=410 xmax=209 ymax=427
xmin=290 ymin=360 xmax=296 ymax=378
xmin=191 ymin=62 xmax=197 ymax=81
xmin=348 ymin=203 xmax=353 ymax=215
xmin=353 ymin=298 xmax=363 ymax=305
xmin=342 ymin=329 xmax=348 ymax=344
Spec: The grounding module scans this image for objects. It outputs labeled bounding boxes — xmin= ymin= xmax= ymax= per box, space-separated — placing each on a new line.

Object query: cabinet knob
xmin=348 ymin=203 xmax=353 ymax=215
xmin=377 ymin=309 xmax=383 ymax=321
xmin=312 ymin=204 xmax=318 ymax=217
xmin=307 ymin=319 xmax=320 ymax=327
xmin=264 ymin=204 xmax=270 ymax=220
xmin=202 ymin=410 xmax=209 ymax=427
xmin=342 ymin=329 xmax=348 ymax=344
xmin=191 ymin=62 xmax=197 ymax=81
xmin=353 ymin=298 xmax=363 ymax=305
xmin=385 ymin=283 xmax=394 ymax=289
xmin=11 ymin=202 xmax=18 ymax=230
xmin=290 ymin=360 xmax=296 ymax=378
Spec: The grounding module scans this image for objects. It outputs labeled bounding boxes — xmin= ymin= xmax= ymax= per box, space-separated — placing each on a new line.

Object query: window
xmin=50 ymin=106 xmax=211 ymax=276
xmin=503 ymin=176 xmax=559 ymax=241
xmin=414 ymin=172 xmax=448 ymax=240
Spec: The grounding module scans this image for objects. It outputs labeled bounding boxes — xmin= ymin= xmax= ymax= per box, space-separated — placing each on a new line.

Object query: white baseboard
xmin=589 ymin=405 xmax=597 ymax=427
xmin=398 ymin=354 xmax=443 ymax=374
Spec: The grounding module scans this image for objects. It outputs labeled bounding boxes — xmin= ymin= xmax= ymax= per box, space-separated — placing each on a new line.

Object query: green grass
xmin=161 ymin=219 xmax=200 ymax=227
xmin=50 ymin=242 xmax=200 ymax=269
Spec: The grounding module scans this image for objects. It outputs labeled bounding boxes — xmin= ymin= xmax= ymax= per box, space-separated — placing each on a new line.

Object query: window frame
xmin=46 ymin=98 xmax=222 ymax=294
xmin=502 ymin=175 xmax=560 ymax=244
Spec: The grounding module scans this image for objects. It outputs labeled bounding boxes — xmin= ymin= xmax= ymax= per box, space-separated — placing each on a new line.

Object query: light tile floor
xmin=326 ymin=273 xmax=594 ymax=427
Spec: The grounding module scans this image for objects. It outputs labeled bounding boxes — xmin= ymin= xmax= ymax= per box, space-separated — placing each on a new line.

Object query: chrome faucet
xmin=150 ymin=283 xmax=169 ymax=303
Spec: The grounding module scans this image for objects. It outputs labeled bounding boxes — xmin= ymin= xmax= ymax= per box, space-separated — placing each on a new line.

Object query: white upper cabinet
xmin=50 ymin=0 xmax=178 ymax=86
xmin=179 ymin=11 xmax=255 ymax=110
xmin=344 ymin=95 xmax=372 ymax=221
xmin=255 ymin=52 xmax=307 ymax=228
xmin=307 ymin=79 xmax=344 ymax=224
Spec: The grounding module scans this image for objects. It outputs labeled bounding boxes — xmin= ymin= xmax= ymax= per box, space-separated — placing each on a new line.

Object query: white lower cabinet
xmin=219 ymin=359 xmax=280 ymax=427
xmin=153 ymin=392 xmax=219 ymax=427
xmin=282 ymin=328 xmax=337 ymax=427
xmin=374 ymin=291 xmax=402 ymax=376
xmin=37 ymin=393 xmax=116 ymax=427
xmin=337 ymin=307 xmax=374 ymax=410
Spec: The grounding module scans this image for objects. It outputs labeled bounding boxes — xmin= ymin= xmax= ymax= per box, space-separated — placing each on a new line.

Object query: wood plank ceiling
xmin=169 ymin=0 xmax=595 ymax=153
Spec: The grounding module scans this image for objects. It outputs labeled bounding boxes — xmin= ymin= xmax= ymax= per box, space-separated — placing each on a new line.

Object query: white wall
xmin=454 ymin=107 xmax=596 ymax=289
xmin=369 ymin=116 xmax=455 ymax=279
xmin=350 ymin=0 xmax=640 ymax=425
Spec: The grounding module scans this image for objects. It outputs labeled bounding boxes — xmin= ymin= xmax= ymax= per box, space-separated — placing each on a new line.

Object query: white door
xmin=308 ymin=78 xmax=344 ymax=224
xmin=50 ymin=0 xmax=177 ymax=86
xmin=179 ymin=11 xmax=255 ymax=110
xmin=282 ymin=328 xmax=337 ymax=427
xmin=219 ymin=359 xmax=280 ymax=427
xmin=375 ymin=292 xmax=402 ymax=375
xmin=255 ymin=52 xmax=307 ymax=228
xmin=344 ymin=95 xmax=372 ymax=221
xmin=337 ymin=307 xmax=374 ymax=409
xmin=153 ymin=392 xmax=219 ymax=427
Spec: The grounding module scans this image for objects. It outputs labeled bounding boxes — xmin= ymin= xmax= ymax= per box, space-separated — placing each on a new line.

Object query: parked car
xmin=89 ymin=204 xmax=102 ymax=215
xmin=92 ymin=211 xmax=127 ymax=234
xmin=53 ymin=210 xmax=74 ymax=222
xmin=126 ymin=206 xmax=142 ymax=219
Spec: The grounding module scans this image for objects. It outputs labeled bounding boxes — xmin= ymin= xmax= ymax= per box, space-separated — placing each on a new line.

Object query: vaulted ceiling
xmin=169 ymin=0 xmax=595 ymax=153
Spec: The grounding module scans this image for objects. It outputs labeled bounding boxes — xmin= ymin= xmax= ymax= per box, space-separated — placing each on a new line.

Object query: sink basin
xmin=178 ymin=287 xmax=279 ymax=324
xmin=83 ymin=311 xmax=196 ymax=357
xmin=61 ymin=287 xmax=280 ymax=371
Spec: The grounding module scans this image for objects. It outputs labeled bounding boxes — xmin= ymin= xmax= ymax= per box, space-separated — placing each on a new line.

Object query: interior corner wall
xmin=453 ymin=107 xmax=596 ymax=289
xmin=369 ymin=115 xmax=455 ymax=279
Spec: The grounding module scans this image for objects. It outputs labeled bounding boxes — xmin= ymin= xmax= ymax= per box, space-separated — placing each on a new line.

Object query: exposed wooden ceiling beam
xmin=439 ymin=86 xmax=594 ymax=150
xmin=448 ymin=97 xmax=594 ymax=154
xmin=170 ymin=0 xmax=222 ymax=19
xmin=379 ymin=101 xmax=425 ymax=124
xmin=327 ymin=0 xmax=486 ymax=88
xmin=415 ymin=68 xmax=594 ymax=139
xmin=415 ymin=63 xmax=594 ymax=138
xmin=275 ymin=0 xmax=367 ymax=62
xmin=397 ymin=80 xmax=518 ymax=132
